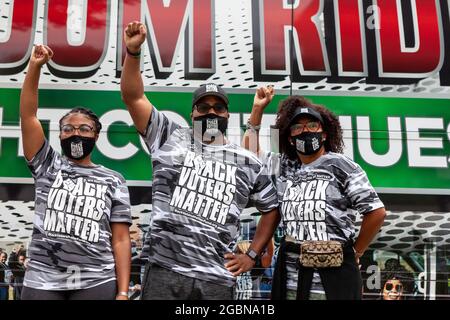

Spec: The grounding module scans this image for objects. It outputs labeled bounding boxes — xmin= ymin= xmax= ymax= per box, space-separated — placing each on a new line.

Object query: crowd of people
xmin=0 ymin=245 xmax=27 ymax=300
xmin=0 ymin=19 xmax=389 ymax=300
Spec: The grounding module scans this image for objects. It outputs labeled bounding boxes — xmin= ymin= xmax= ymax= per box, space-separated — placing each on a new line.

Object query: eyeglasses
xmin=60 ymin=124 xmax=95 ymax=136
xmin=290 ymin=121 xmax=321 ymax=134
xmin=384 ymin=283 xmax=403 ymax=292
xmin=195 ymin=103 xmax=228 ymax=114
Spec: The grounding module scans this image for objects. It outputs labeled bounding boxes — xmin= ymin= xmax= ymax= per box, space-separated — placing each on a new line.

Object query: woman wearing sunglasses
xmin=19 ymin=45 xmax=132 ymax=300
xmin=242 ymin=88 xmax=386 ymax=300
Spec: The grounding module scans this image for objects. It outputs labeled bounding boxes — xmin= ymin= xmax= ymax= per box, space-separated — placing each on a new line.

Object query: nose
xmin=207 ymin=107 xmax=217 ymax=115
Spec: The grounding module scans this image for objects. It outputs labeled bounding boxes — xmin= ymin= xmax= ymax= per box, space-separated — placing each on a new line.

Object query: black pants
xmin=272 ymin=238 xmax=362 ymax=300
xmin=21 ymin=280 xmax=117 ymax=300
xmin=141 ymin=263 xmax=233 ymax=300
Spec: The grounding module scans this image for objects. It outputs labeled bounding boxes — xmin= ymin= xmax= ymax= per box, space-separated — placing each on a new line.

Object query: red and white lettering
xmin=186 ymin=0 xmax=214 ymax=78
xmin=375 ymin=0 xmax=444 ymax=78
xmin=144 ymin=0 xmax=189 ymax=75
xmin=0 ymin=1 xmax=36 ymax=75
xmin=254 ymin=0 xmax=330 ymax=78
xmin=334 ymin=0 xmax=367 ymax=77
xmin=44 ymin=0 xmax=110 ymax=78
xmin=117 ymin=0 xmax=214 ymax=79
xmin=116 ymin=0 xmax=141 ymax=77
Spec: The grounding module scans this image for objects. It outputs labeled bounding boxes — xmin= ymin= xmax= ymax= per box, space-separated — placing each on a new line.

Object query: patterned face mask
xmin=193 ymin=114 xmax=228 ymax=141
xmin=60 ymin=135 xmax=96 ymax=160
xmin=291 ymin=131 xmax=324 ymax=155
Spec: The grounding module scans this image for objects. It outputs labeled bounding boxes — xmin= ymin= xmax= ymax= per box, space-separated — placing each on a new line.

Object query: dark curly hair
xmin=381 ymin=259 xmax=416 ymax=299
xmin=59 ymin=107 xmax=102 ymax=133
xmin=274 ymin=96 xmax=344 ymax=160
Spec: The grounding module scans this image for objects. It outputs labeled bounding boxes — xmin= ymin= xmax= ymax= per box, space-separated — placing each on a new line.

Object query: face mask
xmin=193 ymin=114 xmax=228 ymax=141
xmin=61 ymin=135 xmax=96 ymax=160
xmin=291 ymin=131 xmax=324 ymax=155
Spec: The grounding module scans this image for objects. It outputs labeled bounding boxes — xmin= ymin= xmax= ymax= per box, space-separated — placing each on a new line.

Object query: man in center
xmin=120 ymin=21 xmax=280 ymax=300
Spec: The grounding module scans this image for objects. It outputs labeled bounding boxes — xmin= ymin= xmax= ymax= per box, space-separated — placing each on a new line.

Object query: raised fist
xmin=30 ymin=45 xmax=53 ymax=67
xmin=253 ymin=85 xmax=274 ymax=110
xmin=124 ymin=21 xmax=147 ymax=54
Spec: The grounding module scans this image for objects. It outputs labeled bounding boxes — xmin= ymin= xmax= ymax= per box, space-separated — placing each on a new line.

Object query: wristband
xmin=246 ymin=120 xmax=261 ymax=132
xmin=126 ymin=47 xmax=141 ymax=58
xmin=116 ymin=291 xmax=129 ymax=297
xmin=245 ymin=248 xmax=260 ymax=264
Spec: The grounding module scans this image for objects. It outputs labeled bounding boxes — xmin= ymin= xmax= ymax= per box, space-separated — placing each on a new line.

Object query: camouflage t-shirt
xmin=24 ymin=140 xmax=132 ymax=290
xmin=263 ymin=152 xmax=384 ymax=291
xmin=141 ymin=108 xmax=279 ymax=286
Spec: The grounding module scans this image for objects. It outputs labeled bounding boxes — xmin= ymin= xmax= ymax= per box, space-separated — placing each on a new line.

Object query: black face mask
xmin=291 ymin=132 xmax=324 ymax=155
xmin=60 ymin=135 xmax=96 ymax=160
xmin=193 ymin=114 xmax=228 ymax=141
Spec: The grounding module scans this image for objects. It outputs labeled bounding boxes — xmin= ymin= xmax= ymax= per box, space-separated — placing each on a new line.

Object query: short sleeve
xmin=141 ymin=107 xmax=181 ymax=153
xmin=345 ymin=165 xmax=384 ymax=215
xmin=259 ymin=151 xmax=281 ymax=186
xmin=27 ymin=139 xmax=59 ymax=179
xmin=110 ymin=175 xmax=132 ymax=225
xmin=248 ymin=165 xmax=279 ymax=213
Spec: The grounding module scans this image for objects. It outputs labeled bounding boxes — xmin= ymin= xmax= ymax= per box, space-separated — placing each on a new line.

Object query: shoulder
xmin=95 ymin=165 xmax=127 ymax=185
xmin=227 ymin=143 xmax=264 ymax=166
xmin=322 ymin=152 xmax=360 ymax=172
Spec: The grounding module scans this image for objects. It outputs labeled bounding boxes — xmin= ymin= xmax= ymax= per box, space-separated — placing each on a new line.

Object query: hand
xmin=253 ymin=85 xmax=274 ymax=110
xmin=131 ymin=284 xmax=141 ymax=292
xmin=30 ymin=45 xmax=53 ymax=68
xmin=12 ymin=244 xmax=24 ymax=253
xmin=353 ymin=247 xmax=363 ymax=265
xmin=124 ymin=21 xmax=147 ymax=54
xmin=224 ymin=252 xmax=255 ymax=277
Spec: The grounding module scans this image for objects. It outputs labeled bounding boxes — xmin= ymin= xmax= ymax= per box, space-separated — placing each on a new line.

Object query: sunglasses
xmin=194 ymin=102 xmax=228 ymax=114
xmin=384 ymin=283 xmax=403 ymax=291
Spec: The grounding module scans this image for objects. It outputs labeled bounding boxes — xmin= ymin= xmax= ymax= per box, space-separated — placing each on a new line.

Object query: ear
xmin=322 ymin=132 xmax=327 ymax=141
xmin=289 ymin=136 xmax=294 ymax=146
xmin=95 ymin=134 xmax=99 ymax=142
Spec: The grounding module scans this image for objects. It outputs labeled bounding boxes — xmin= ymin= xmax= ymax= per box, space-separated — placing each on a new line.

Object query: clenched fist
xmin=30 ymin=45 xmax=53 ymax=68
xmin=253 ymin=85 xmax=274 ymax=110
xmin=124 ymin=21 xmax=147 ymax=54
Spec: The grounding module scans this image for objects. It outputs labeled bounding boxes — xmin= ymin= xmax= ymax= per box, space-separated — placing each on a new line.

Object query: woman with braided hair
xmin=242 ymin=88 xmax=386 ymax=300
xmin=19 ymin=45 xmax=132 ymax=300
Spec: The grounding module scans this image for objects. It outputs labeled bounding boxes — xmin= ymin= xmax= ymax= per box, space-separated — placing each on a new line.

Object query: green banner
xmin=0 ymin=88 xmax=449 ymax=192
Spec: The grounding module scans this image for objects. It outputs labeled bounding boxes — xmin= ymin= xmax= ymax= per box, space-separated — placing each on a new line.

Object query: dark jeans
xmin=21 ymin=280 xmax=117 ymax=300
xmin=141 ymin=263 xmax=233 ymax=300
xmin=13 ymin=279 xmax=23 ymax=300
xmin=0 ymin=287 xmax=8 ymax=300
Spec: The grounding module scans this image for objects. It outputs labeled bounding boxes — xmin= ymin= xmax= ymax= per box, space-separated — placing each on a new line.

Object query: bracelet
xmin=246 ymin=119 xmax=261 ymax=132
xmin=126 ymin=47 xmax=141 ymax=58
xmin=116 ymin=291 xmax=129 ymax=297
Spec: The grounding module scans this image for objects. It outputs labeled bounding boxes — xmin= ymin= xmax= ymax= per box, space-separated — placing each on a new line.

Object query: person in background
xmin=0 ymin=251 xmax=10 ymax=300
xmin=8 ymin=247 xmax=26 ymax=300
xmin=381 ymin=259 xmax=415 ymax=300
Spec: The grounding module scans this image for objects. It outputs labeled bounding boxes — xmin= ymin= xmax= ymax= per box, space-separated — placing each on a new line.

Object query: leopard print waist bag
xmin=299 ymin=240 xmax=344 ymax=268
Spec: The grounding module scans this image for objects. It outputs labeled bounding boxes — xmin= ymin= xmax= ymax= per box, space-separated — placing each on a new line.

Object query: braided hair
xmin=59 ymin=107 xmax=102 ymax=133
